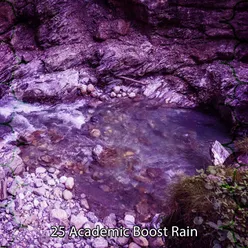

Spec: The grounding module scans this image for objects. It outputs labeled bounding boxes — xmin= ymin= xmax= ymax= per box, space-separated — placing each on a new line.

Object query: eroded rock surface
xmin=0 ymin=0 xmax=247 ymax=133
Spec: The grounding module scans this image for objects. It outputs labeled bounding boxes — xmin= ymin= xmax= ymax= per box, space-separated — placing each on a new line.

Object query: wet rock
xmin=63 ymin=190 xmax=73 ymax=200
xmin=210 ymin=141 xmax=230 ymax=165
xmin=92 ymin=237 xmax=108 ymax=248
xmin=65 ymin=177 xmax=75 ymax=190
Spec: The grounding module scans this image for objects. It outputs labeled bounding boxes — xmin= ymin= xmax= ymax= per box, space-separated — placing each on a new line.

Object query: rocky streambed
xmin=0 ymin=94 xmax=232 ymax=247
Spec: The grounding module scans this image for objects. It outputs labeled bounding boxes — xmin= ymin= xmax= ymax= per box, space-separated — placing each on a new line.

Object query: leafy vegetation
xmin=161 ymin=165 xmax=248 ymax=248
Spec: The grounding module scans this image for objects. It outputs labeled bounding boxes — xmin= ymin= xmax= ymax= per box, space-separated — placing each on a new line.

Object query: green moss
xmin=161 ymin=166 xmax=248 ymax=248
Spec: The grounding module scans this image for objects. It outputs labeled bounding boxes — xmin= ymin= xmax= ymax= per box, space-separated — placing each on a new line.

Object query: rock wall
xmin=0 ymin=0 xmax=248 ymax=133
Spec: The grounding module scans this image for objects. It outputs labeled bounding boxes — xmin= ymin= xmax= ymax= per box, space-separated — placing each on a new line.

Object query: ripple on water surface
xmin=1 ymin=99 xmax=231 ymax=220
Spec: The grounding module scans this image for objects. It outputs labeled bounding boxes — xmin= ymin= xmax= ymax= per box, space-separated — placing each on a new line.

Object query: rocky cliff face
xmin=0 ymin=0 xmax=248 ymax=133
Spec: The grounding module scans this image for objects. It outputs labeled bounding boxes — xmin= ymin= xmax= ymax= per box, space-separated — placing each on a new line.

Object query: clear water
xmin=0 ymin=97 xmax=231 ymax=220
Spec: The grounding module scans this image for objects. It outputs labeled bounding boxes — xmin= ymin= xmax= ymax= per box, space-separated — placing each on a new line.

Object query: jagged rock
xmin=210 ymin=140 xmax=230 ymax=165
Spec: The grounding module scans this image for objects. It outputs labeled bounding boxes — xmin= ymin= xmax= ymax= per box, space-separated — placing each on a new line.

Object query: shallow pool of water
xmin=0 ymin=97 xmax=231 ymax=220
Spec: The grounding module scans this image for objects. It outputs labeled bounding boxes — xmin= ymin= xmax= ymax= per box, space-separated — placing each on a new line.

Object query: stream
xmin=0 ymin=95 xmax=231 ymax=221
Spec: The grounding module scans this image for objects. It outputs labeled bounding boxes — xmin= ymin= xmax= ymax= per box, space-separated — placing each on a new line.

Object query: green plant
xmin=161 ymin=166 xmax=248 ymax=248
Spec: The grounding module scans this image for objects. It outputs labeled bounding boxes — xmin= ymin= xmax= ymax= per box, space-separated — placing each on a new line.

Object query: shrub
xmin=161 ymin=165 xmax=248 ymax=248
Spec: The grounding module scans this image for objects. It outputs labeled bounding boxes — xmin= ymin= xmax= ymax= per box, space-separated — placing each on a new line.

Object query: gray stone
xmin=210 ymin=140 xmax=230 ymax=165
xmin=63 ymin=190 xmax=73 ymax=200
xmin=65 ymin=177 xmax=74 ymax=190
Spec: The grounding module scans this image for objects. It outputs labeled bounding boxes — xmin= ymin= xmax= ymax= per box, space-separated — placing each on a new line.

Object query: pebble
xmin=132 ymin=236 xmax=149 ymax=247
xmin=35 ymin=167 xmax=46 ymax=174
xmin=116 ymin=236 xmax=129 ymax=246
xmin=129 ymin=242 xmax=141 ymax=248
xmin=80 ymin=198 xmax=90 ymax=209
xmin=33 ymin=187 xmax=46 ymax=196
xmin=110 ymin=92 xmax=116 ymax=98
xmin=50 ymin=209 xmax=68 ymax=222
xmin=63 ymin=243 xmax=74 ymax=248
xmin=59 ymin=176 xmax=67 ymax=184
xmin=92 ymin=237 xmax=108 ymax=248
xmin=128 ymin=92 xmax=136 ymax=98
xmin=113 ymin=86 xmax=121 ymax=94
xmin=87 ymin=84 xmax=95 ymax=93
xmin=63 ymin=190 xmax=73 ymax=200
xmin=90 ymin=129 xmax=101 ymax=138
xmin=65 ymin=177 xmax=74 ymax=190
xmin=47 ymin=179 xmax=56 ymax=186
xmin=70 ymin=212 xmax=88 ymax=229
xmin=81 ymin=84 xmax=87 ymax=94
xmin=34 ymin=199 xmax=39 ymax=207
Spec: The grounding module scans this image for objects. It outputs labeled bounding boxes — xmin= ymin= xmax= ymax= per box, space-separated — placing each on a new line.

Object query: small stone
xmin=35 ymin=167 xmax=46 ymax=174
xmin=128 ymin=92 xmax=136 ymax=98
xmin=82 ymin=77 xmax=90 ymax=84
xmin=48 ymin=167 xmax=56 ymax=173
xmin=122 ymin=92 xmax=127 ymax=97
xmin=65 ymin=177 xmax=74 ymax=190
xmin=80 ymin=198 xmax=90 ymax=209
xmin=34 ymin=199 xmax=39 ymax=207
xmin=103 ymin=213 xmax=116 ymax=228
xmin=117 ymin=93 xmax=122 ymax=98
xmin=124 ymin=214 xmax=135 ymax=225
xmin=81 ymin=84 xmax=87 ymax=94
xmin=87 ymin=84 xmax=95 ymax=93
xmin=63 ymin=190 xmax=73 ymax=200
xmin=110 ymin=92 xmax=116 ymax=98
xmin=132 ymin=236 xmax=149 ymax=247
xmin=54 ymin=243 xmax=62 ymax=248
xmin=63 ymin=243 xmax=74 ymax=248
xmin=70 ymin=212 xmax=88 ymax=229
xmin=92 ymin=237 xmax=108 ymax=248
xmin=19 ymin=192 xmax=25 ymax=200
xmin=34 ymin=178 xmax=43 ymax=188
xmin=59 ymin=176 xmax=67 ymax=184
xmin=90 ymin=129 xmax=101 ymax=138
xmin=129 ymin=242 xmax=141 ymax=248
xmin=33 ymin=187 xmax=46 ymax=196
xmin=92 ymin=145 xmax=104 ymax=158
xmin=116 ymin=236 xmax=129 ymax=246
xmin=113 ymin=86 xmax=121 ymax=94
xmin=50 ymin=209 xmax=68 ymax=222
xmin=47 ymin=179 xmax=56 ymax=186
xmin=86 ymin=212 xmax=98 ymax=223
